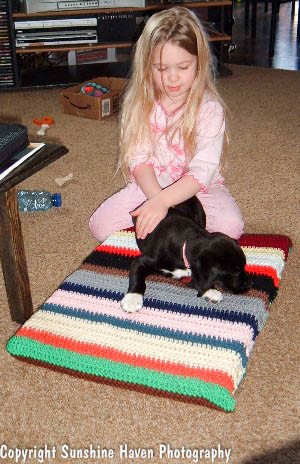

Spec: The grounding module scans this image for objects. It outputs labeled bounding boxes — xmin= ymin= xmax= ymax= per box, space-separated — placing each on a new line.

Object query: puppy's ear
xmin=190 ymin=250 xmax=217 ymax=296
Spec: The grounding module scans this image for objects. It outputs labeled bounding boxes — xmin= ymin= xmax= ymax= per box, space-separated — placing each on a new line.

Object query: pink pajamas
xmin=89 ymin=95 xmax=244 ymax=242
xmin=89 ymin=181 xmax=244 ymax=242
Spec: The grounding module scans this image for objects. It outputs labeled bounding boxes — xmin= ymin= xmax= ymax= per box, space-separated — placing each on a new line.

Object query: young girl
xmin=89 ymin=6 xmax=244 ymax=242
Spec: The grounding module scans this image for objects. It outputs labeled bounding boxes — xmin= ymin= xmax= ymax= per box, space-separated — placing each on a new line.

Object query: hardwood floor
xmin=224 ymin=0 xmax=300 ymax=70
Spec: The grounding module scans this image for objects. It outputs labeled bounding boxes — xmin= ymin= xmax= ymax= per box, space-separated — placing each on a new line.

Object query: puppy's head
xmin=190 ymin=233 xmax=251 ymax=296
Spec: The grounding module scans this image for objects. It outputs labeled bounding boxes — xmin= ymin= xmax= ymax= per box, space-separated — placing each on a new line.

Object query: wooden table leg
xmin=0 ymin=188 xmax=33 ymax=323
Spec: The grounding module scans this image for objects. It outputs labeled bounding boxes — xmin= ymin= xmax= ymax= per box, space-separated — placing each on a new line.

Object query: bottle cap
xmin=51 ymin=193 xmax=62 ymax=207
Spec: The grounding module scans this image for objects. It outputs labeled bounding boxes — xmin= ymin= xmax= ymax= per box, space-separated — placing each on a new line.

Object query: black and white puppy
xmin=120 ymin=196 xmax=250 ymax=313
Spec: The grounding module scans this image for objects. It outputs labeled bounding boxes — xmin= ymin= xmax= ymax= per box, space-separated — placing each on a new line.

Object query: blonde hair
xmin=118 ymin=6 xmax=228 ymax=180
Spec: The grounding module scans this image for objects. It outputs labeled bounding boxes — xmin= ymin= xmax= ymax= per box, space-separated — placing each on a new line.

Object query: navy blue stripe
xmin=58 ymin=281 xmax=259 ymax=339
xmin=42 ymin=302 xmax=248 ymax=367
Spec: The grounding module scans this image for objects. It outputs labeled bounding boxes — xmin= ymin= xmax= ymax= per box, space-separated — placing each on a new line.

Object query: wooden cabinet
xmin=3 ymin=1 xmax=233 ymax=89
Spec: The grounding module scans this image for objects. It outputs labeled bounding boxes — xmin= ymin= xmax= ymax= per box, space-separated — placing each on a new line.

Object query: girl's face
xmin=152 ymin=41 xmax=197 ymax=105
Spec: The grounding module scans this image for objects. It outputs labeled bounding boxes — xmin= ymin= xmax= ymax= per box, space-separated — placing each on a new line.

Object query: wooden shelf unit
xmin=6 ymin=1 xmax=233 ymax=89
xmin=15 ymin=31 xmax=231 ymax=55
xmin=13 ymin=1 xmax=233 ymax=17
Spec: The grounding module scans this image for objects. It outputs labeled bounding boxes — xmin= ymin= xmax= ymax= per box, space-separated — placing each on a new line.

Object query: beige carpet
xmin=0 ymin=65 xmax=299 ymax=464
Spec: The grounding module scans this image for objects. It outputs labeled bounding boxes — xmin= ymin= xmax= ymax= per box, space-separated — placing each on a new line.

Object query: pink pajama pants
xmin=89 ymin=182 xmax=244 ymax=243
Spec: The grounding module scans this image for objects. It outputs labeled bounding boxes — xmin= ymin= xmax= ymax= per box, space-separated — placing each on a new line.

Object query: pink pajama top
xmin=128 ymin=93 xmax=225 ymax=193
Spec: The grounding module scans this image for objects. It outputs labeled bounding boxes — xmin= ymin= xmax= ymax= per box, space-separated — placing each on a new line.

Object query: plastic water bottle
xmin=17 ymin=190 xmax=62 ymax=212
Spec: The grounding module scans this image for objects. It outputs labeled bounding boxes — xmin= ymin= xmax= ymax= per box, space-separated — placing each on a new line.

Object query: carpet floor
xmin=0 ymin=64 xmax=299 ymax=464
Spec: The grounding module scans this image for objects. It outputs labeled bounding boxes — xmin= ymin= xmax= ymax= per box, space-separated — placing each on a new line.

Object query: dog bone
xmin=55 ymin=173 xmax=73 ymax=187
xmin=37 ymin=123 xmax=49 ymax=136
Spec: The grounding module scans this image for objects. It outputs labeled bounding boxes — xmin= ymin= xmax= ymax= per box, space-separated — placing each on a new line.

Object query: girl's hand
xmin=130 ymin=197 xmax=169 ymax=239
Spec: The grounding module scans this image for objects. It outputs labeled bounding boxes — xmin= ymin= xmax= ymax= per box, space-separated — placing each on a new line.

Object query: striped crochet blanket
xmin=6 ymin=230 xmax=292 ymax=412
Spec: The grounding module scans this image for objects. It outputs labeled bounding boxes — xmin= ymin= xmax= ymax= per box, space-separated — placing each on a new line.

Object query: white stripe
xmin=102 ymin=231 xmax=138 ymax=250
xmin=245 ymin=252 xmax=285 ymax=277
xmin=26 ymin=311 xmax=244 ymax=389
xmin=242 ymin=246 xmax=285 ymax=260
xmin=48 ymin=289 xmax=255 ymax=355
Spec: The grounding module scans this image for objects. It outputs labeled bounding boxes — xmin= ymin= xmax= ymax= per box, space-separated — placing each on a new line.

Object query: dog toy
xmin=80 ymin=82 xmax=110 ymax=97
xmin=33 ymin=116 xmax=55 ymax=136
xmin=55 ymin=172 xmax=73 ymax=187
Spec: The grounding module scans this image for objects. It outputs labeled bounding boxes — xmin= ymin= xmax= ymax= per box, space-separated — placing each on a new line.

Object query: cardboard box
xmin=61 ymin=77 xmax=127 ymax=120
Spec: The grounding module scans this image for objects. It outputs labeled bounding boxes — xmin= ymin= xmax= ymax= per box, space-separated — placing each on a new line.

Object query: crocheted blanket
xmin=6 ymin=230 xmax=292 ymax=412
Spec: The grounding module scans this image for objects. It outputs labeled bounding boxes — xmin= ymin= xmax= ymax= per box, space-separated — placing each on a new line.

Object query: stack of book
xmin=0 ymin=142 xmax=45 ymax=181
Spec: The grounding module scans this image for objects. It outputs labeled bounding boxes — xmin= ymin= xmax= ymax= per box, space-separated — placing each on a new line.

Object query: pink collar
xmin=182 ymin=242 xmax=190 ymax=268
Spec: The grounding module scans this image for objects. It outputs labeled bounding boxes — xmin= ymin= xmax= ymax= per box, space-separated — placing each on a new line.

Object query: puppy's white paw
xmin=120 ymin=293 xmax=143 ymax=313
xmin=202 ymin=289 xmax=223 ymax=303
xmin=161 ymin=268 xmax=192 ymax=279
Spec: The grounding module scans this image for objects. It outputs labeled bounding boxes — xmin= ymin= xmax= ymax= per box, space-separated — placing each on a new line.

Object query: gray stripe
xmin=64 ymin=269 xmax=268 ymax=330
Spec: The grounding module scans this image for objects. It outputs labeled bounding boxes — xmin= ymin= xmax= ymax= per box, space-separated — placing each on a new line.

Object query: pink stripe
xmin=47 ymin=290 xmax=254 ymax=355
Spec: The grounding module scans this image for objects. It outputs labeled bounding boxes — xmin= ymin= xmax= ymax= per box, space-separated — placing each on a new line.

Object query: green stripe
xmin=7 ymin=336 xmax=235 ymax=412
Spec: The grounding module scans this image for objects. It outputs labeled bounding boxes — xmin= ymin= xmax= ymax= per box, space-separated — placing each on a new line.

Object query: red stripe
xmin=245 ymin=264 xmax=280 ymax=287
xmin=18 ymin=327 xmax=235 ymax=393
xmin=96 ymin=233 xmax=292 ymax=262
xmin=95 ymin=244 xmax=141 ymax=257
